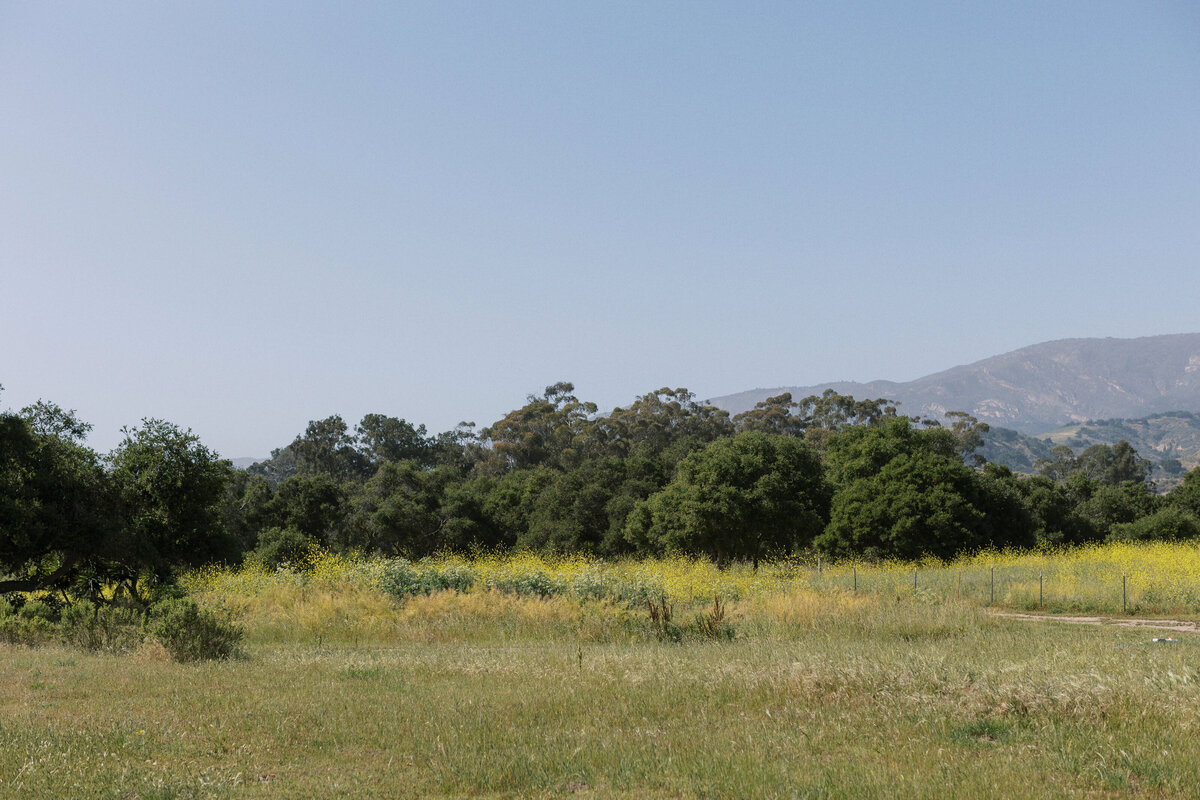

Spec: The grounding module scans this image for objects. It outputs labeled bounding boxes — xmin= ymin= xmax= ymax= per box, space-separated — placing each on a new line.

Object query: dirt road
xmin=992 ymin=611 xmax=1200 ymax=634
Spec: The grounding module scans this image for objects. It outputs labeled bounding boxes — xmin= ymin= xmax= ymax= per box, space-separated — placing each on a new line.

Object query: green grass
xmin=4 ymin=591 xmax=1200 ymax=798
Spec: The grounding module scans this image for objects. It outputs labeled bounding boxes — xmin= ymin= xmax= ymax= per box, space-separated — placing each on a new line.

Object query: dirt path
xmin=992 ymin=611 xmax=1200 ymax=634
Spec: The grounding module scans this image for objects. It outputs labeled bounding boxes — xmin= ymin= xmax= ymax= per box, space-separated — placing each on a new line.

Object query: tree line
xmin=5 ymin=382 xmax=1200 ymax=598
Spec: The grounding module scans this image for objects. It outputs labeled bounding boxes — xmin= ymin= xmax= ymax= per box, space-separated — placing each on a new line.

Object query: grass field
xmin=5 ymin=547 xmax=1200 ymax=798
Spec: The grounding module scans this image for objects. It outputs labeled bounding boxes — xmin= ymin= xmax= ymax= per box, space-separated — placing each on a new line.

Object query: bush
xmin=1109 ymin=507 xmax=1200 ymax=543
xmin=0 ymin=614 xmax=55 ymax=646
xmin=490 ymin=568 xmax=563 ymax=598
xmin=60 ymin=602 xmax=145 ymax=654
xmin=149 ymin=599 xmax=244 ymax=662
xmin=378 ymin=559 xmax=477 ymax=599
xmin=250 ymin=526 xmax=317 ymax=570
xmin=19 ymin=598 xmax=60 ymax=623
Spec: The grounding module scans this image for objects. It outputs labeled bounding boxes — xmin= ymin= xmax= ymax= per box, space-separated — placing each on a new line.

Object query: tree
xmin=1036 ymin=441 xmax=1151 ymax=487
xmin=0 ymin=406 xmax=114 ymax=595
xmin=483 ymin=382 xmax=599 ymax=471
xmin=221 ymin=471 xmax=275 ymax=553
xmin=1016 ymin=474 xmax=1098 ymax=546
xmin=355 ymin=413 xmax=432 ymax=468
xmin=520 ymin=457 xmax=637 ymax=554
xmin=798 ymin=389 xmax=900 ymax=430
xmin=428 ymin=422 xmax=488 ymax=474
xmin=265 ymin=474 xmax=349 ymax=548
xmin=1166 ymin=466 xmax=1200 ymax=517
xmin=1109 ymin=507 xmax=1200 ymax=543
xmin=817 ymin=417 xmax=1024 ymax=560
xmin=343 ymin=461 xmax=457 ymax=556
xmin=290 ymin=415 xmax=367 ymax=482
xmin=599 ymin=387 xmax=732 ymax=464
xmin=1077 ymin=481 xmax=1158 ymax=540
xmin=480 ymin=466 xmax=558 ymax=547
xmin=1035 ymin=446 xmax=1079 ymax=482
xmin=626 ymin=432 xmax=830 ymax=567
xmin=733 ymin=393 xmax=807 ymax=437
xmin=943 ymin=411 xmax=990 ymax=466
xmin=818 ymin=448 xmax=987 ymax=561
xmin=108 ymin=419 xmax=236 ymax=591
xmin=247 ymin=444 xmax=298 ymax=488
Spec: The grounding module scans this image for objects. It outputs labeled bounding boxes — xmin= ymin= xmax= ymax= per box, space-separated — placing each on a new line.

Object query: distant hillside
xmin=976 ymin=412 xmax=1200 ymax=489
xmin=1041 ymin=411 xmax=1200 ymax=473
xmin=709 ymin=333 xmax=1200 ymax=434
xmin=976 ymin=426 xmax=1056 ymax=474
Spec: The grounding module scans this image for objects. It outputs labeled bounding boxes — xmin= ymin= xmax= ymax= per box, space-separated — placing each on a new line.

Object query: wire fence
xmin=799 ymin=557 xmax=1200 ymax=616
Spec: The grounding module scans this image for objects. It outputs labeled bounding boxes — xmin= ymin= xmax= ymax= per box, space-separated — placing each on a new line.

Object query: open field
xmin=6 ymin=554 xmax=1200 ymax=799
xmin=184 ymin=543 xmax=1200 ymax=637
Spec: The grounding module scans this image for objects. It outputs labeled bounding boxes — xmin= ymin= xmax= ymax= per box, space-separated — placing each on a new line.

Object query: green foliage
xmin=1078 ymin=481 xmax=1159 ymax=540
xmin=149 ymin=599 xmax=244 ymax=662
xmin=1109 ymin=507 xmax=1200 ymax=543
xmin=598 ymin=387 xmax=732 ymax=464
xmin=290 ymin=415 xmax=368 ymax=481
xmin=108 ymin=418 xmax=236 ymax=585
xmin=12 ymin=382 xmax=1200 ymax=578
xmin=0 ymin=408 xmax=115 ymax=594
xmin=1035 ymin=440 xmax=1152 ymax=487
xmin=818 ymin=418 xmax=1028 ymax=560
xmin=482 ymin=382 xmax=600 ymax=471
xmin=344 ymin=461 xmax=458 ymax=556
xmin=732 ymin=392 xmax=808 ymax=437
xmin=628 ymin=432 xmax=830 ymax=565
xmin=267 ymin=473 xmax=349 ymax=547
xmin=1016 ymin=474 xmax=1098 ymax=546
xmin=1166 ymin=466 xmax=1200 ymax=517
xmin=355 ymin=413 xmax=433 ymax=467
xmin=378 ymin=559 xmax=477 ymax=599
xmin=250 ymin=526 xmax=316 ymax=570
xmin=60 ymin=601 xmax=145 ymax=653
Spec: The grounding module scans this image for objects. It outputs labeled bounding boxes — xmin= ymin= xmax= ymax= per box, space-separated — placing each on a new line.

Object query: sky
xmin=3 ymin=2 xmax=1199 ymax=458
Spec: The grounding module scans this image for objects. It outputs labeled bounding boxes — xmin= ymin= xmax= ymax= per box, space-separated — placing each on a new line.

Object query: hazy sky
xmin=3 ymin=2 xmax=1199 ymax=458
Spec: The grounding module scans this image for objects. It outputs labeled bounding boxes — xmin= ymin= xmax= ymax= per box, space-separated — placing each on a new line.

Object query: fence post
xmin=913 ymin=568 xmax=917 ymax=592
xmin=990 ymin=565 xmax=995 ymax=605
xmin=853 ymin=562 xmax=857 ymax=593
xmin=1039 ymin=574 xmax=1043 ymax=609
xmin=1123 ymin=573 xmax=1127 ymax=614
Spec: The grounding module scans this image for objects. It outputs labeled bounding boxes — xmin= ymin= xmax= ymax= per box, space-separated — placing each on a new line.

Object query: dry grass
xmin=11 ymin=547 xmax=1197 ymax=796
xmin=4 ymin=592 xmax=1200 ymax=798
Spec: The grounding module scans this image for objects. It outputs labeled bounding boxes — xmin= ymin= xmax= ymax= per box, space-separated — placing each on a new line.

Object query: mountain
xmin=709 ymin=333 xmax=1200 ymax=435
xmin=976 ymin=412 xmax=1200 ymax=490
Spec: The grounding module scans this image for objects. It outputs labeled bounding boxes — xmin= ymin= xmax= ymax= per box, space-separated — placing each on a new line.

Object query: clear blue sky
xmin=3 ymin=2 xmax=1199 ymax=458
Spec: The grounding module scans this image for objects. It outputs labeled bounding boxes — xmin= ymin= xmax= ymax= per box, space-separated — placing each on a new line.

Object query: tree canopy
xmin=4 ymin=382 xmax=1198 ymax=598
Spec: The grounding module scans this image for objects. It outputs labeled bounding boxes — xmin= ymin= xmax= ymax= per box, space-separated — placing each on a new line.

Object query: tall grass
xmin=183 ymin=542 xmax=1200 ymax=642
xmin=806 ymin=541 xmax=1200 ymax=615
xmin=5 ymin=592 xmax=1200 ymax=799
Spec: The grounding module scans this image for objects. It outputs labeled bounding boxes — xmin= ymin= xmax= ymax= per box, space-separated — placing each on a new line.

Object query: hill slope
xmin=710 ymin=333 xmax=1200 ymax=434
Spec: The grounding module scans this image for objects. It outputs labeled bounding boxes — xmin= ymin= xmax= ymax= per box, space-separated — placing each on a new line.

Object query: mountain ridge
xmin=709 ymin=333 xmax=1200 ymax=435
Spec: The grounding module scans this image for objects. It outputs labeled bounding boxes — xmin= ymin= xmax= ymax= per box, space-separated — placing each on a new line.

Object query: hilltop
xmin=709 ymin=333 xmax=1200 ymax=435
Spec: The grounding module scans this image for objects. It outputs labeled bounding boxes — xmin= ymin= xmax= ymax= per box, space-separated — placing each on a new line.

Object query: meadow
xmin=4 ymin=545 xmax=1200 ymax=799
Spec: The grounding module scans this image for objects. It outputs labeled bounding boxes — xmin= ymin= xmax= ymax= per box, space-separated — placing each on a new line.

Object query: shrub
xmin=378 ymin=559 xmax=477 ymax=600
xmin=1108 ymin=507 xmax=1200 ymax=543
xmin=60 ymin=602 xmax=145 ymax=654
xmin=19 ymin=598 xmax=60 ymax=623
xmin=490 ymin=568 xmax=563 ymax=598
xmin=0 ymin=614 xmax=55 ymax=646
xmin=149 ymin=599 xmax=244 ymax=662
xmin=250 ymin=526 xmax=317 ymax=570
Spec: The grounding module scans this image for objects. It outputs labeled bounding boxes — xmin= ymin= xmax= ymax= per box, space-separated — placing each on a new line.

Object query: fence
xmin=800 ymin=555 xmax=1200 ymax=615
